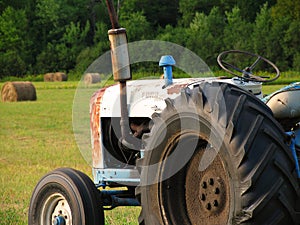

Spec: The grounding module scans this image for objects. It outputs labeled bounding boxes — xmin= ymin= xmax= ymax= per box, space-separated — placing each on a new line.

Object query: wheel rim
xmin=185 ymin=145 xmax=230 ymax=225
xmin=40 ymin=193 xmax=72 ymax=225
xmin=159 ymin=137 xmax=231 ymax=225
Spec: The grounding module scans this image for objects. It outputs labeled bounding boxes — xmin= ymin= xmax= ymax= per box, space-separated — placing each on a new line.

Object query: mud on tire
xmin=136 ymin=82 xmax=300 ymax=225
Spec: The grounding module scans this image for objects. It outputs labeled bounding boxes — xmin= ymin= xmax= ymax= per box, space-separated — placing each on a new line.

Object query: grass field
xmin=0 ymin=81 xmax=140 ymax=225
xmin=0 ymin=80 xmax=288 ymax=224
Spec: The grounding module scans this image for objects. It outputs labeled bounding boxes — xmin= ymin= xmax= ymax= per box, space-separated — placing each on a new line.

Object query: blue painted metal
xmin=295 ymin=128 xmax=300 ymax=148
xmin=159 ymin=55 xmax=176 ymax=66
xmin=159 ymin=55 xmax=176 ymax=87
xmin=53 ymin=216 xmax=65 ymax=225
xmin=262 ymin=82 xmax=300 ymax=103
xmin=101 ymin=190 xmax=140 ymax=209
xmin=286 ymin=131 xmax=300 ymax=178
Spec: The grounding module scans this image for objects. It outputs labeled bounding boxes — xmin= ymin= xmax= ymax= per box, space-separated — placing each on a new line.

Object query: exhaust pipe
xmin=105 ymin=0 xmax=139 ymax=150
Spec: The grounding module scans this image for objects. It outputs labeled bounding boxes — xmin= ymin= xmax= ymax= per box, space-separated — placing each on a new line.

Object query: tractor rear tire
xmin=136 ymin=82 xmax=300 ymax=225
xmin=28 ymin=168 xmax=104 ymax=225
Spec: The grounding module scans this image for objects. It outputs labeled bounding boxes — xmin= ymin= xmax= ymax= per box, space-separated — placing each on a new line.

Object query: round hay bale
xmin=1 ymin=82 xmax=37 ymax=102
xmin=84 ymin=73 xmax=101 ymax=85
xmin=53 ymin=72 xmax=68 ymax=82
xmin=44 ymin=73 xmax=54 ymax=82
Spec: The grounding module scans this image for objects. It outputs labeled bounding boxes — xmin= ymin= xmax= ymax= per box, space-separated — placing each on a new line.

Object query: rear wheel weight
xmin=136 ymin=82 xmax=300 ymax=225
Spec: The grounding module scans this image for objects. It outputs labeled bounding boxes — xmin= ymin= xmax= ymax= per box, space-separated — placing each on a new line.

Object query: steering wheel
xmin=217 ymin=50 xmax=280 ymax=83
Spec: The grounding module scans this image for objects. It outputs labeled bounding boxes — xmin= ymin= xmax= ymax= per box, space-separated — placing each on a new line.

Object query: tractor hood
xmin=96 ymin=77 xmax=262 ymax=118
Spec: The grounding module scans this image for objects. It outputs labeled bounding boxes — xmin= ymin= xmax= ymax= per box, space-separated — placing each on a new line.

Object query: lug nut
xmin=206 ymin=203 xmax=211 ymax=210
xmin=213 ymin=200 xmax=219 ymax=207
xmin=200 ymin=194 xmax=206 ymax=201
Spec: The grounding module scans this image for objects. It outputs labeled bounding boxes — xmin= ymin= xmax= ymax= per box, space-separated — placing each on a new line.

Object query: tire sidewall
xmin=141 ymin=110 xmax=241 ymax=224
xmin=29 ymin=173 xmax=85 ymax=224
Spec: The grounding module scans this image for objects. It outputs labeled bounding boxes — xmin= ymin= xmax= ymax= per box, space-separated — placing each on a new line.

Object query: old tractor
xmin=29 ymin=1 xmax=300 ymax=224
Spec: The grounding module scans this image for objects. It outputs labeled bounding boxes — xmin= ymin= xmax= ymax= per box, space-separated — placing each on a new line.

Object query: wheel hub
xmin=199 ymin=173 xmax=225 ymax=213
xmin=40 ymin=193 xmax=72 ymax=225
xmin=185 ymin=146 xmax=230 ymax=225
xmin=52 ymin=199 xmax=71 ymax=225
xmin=53 ymin=215 xmax=66 ymax=225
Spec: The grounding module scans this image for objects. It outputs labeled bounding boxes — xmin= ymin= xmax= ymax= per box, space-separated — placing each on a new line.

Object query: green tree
xmin=57 ymin=21 xmax=91 ymax=71
xmin=142 ymin=0 xmax=179 ymax=27
xmin=0 ymin=7 xmax=28 ymax=77
xmin=186 ymin=7 xmax=225 ymax=67
xmin=0 ymin=0 xmax=28 ymax=12
xmin=156 ymin=25 xmax=188 ymax=46
xmin=223 ymin=7 xmax=253 ymax=51
xmin=179 ymin=0 xmax=237 ymax=27
xmin=34 ymin=0 xmax=62 ymax=50
xmin=35 ymin=21 xmax=90 ymax=73
xmin=282 ymin=20 xmax=300 ymax=68
xmin=236 ymin=0 xmax=276 ymax=22
xmin=1 ymin=0 xmax=300 ymax=77
xmin=252 ymin=3 xmax=272 ymax=56
xmin=35 ymin=43 xmax=59 ymax=73
xmin=34 ymin=0 xmax=93 ymax=49
xmin=179 ymin=0 xmax=200 ymax=27
xmin=33 ymin=0 xmax=99 ymax=73
xmin=119 ymin=11 xmax=151 ymax=41
xmin=271 ymin=0 xmax=300 ymax=69
xmin=73 ymin=21 xmax=110 ymax=79
xmin=85 ymin=0 xmax=109 ymax=45
xmin=117 ymin=1 xmax=153 ymax=40
xmin=271 ymin=0 xmax=300 ymax=21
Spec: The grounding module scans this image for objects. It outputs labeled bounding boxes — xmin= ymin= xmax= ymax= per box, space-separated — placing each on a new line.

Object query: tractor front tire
xmin=28 ymin=168 xmax=104 ymax=225
xmin=136 ymin=82 xmax=300 ymax=225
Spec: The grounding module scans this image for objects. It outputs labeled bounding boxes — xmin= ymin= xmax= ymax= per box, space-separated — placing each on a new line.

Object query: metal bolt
xmin=206 ymin=203 xmax=212 ymax=210
xmin=200 ymin=194 xmax=206 ymax=201
xmin=213 ymin=200 xmax=219 ymax=207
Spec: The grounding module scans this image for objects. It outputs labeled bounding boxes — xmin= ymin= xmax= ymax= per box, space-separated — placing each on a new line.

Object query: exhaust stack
xmin=108 ymin=28 xmax=131 ymax=81
xmin=105 ymin=0 xmax=137 ymax=150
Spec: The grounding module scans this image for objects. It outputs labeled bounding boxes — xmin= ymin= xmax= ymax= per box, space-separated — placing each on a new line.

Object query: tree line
xmin=0 ymin=0 xmax=299 ymax=79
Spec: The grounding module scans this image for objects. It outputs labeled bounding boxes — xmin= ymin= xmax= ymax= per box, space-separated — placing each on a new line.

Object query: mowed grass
xmin=0 ymin=81 xmax=140 ymax=225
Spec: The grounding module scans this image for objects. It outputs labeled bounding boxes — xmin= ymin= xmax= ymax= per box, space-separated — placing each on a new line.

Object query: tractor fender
xmin=266 ymin=89 xmax=300 ymax=119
